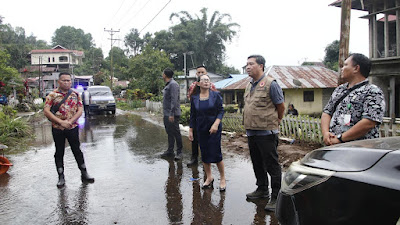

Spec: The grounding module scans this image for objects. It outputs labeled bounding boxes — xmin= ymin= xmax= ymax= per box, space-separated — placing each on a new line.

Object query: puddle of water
xmin=0 ymin=114 xmax=278 ymax=224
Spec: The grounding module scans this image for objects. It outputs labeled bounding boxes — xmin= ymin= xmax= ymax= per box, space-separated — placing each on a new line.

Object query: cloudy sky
xmin=1 ymin=0 xmax=370 ymax=71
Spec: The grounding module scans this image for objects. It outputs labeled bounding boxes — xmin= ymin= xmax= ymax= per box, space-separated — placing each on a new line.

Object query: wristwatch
xmin=336 ymin=133 xmax=345 ymax=143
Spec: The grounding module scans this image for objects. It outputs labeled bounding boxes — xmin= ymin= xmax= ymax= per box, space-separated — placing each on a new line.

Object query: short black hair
xmin=163 ymin=68 xmax=174 ymax=78
xmin=349 ymin=53 xmax=371 ymax=78
xmin=59 ymin=72 xmax=71 ymax=78
xmin=196 ymin=65 xmax=207 ymax=70
xmin=248 ymin=55 xmax=266 ymax=71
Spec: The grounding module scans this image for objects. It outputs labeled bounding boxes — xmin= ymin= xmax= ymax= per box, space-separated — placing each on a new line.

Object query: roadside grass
xmin=0 ymin=106 xmax=33 ymax=150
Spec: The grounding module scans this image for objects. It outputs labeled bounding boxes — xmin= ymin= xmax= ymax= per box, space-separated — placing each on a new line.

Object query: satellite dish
xmin=293 ymin=79 xmax=302 ymax=87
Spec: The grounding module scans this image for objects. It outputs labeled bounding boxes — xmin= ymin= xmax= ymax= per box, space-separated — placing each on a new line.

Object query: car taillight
xmin=281 ymin=161 xmax=335 ymax=195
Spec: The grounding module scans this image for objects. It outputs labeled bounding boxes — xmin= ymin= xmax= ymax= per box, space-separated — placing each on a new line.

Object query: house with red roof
xmin=29 ymin=45 xmax=84 ymax=72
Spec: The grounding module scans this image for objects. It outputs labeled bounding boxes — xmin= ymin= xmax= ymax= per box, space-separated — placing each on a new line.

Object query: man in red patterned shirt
xmin=44 ymin=72 xmax=94 ymax=188
xmin=186 ymin=66 xmax=217 ymax=166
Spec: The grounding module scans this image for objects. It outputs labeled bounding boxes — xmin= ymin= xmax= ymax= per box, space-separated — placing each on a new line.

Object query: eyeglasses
xmin=60 ymin=80 xmax=71 ymax=82
xmin=200 ymin=78 xmax=210 ymax=83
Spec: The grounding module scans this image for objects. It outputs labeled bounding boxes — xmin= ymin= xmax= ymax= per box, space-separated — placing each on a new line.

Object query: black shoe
xmin=174 ymin=153 xmax=183 ymax=161
xmin=264 ymin=197 xmax=277 ymax=212
xmin=160 ymin=151 xmax=174 ymax=158
xmin=81 ymin=171 xmax=95 ymax=183
xmin=202 ymin=179 xmax=214 ymax=189
xmin=219 ymin=186 xmax=226 ymax=192
xmin=186 ymin=158 xmax=198 ymax=166
xmin=246 ymin=188 xmax=270 ymax=199
xmin=57 ymin=175 xmax=65 ymax=188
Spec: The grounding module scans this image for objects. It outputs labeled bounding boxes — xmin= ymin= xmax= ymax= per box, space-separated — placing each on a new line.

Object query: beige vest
xmin=243 ymin=75 xmax=279 ymax=130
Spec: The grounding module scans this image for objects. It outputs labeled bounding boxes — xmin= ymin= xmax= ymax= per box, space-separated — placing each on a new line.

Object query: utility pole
xmin=338 ymin=0 xmax=351 ymax=85
xmin=104 ymin=28 xmax=120 ymax=90
xmin=39 ymin=56 xmax=42 ymax=98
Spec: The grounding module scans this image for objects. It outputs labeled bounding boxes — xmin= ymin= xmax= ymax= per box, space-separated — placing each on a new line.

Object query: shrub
xmin=224 ymin=104 xmax=238 ymax=113
xmin=180 ymin=105 xmax=190 ymax=126
xmin=0 ymin=110 xmax=33 ymax=147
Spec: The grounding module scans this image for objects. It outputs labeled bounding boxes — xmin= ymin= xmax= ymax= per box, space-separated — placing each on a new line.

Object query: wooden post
xmin=338 ymin=0 xmax=351 ymax=85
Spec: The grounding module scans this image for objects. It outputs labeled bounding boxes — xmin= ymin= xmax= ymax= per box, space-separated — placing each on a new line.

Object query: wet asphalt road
xmin=0 ymin=111 xmax=279 ymax=224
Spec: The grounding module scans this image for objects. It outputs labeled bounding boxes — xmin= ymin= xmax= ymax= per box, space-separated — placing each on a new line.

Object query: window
xmin=303 ymin=91 xmax=314 ymax=102
xmin=59 ymin=56 xmax=68 ymax=62
xmin=48 ymin=57 xmax=50 ymax=62
xmin=52 ymin=57 xmax=55 ymax=62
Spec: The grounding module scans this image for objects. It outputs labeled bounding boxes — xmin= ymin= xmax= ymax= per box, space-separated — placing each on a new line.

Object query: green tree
xmin=0 ymin=23 xmax=49 ymax=69
xmin=152 ymin=8 xmax=239 ymax=73
xmin=0 ymin=50 xmax=23 ymax=96
xmin=124 ymin=28 xmax=144 ymax=56
xmin=51 ymin=26 xmax=94 ymax=50
xmin=74 ymin=47 xmax=104 ymax=75
xmin=127 ymin=46 xmax=173 ymax=95
xmin=323 ymin=40 xmax=340 ymax=71
xmin=104 ymin=46 xmax=129 ymax=80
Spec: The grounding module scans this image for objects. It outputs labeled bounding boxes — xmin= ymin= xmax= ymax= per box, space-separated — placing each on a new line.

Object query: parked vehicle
xmin=87 ymin=86 xmax=116 ymax=114
xmin=0 ymin=94 xmax=7 ymax=105
xmin=276 ymin=136 xmax=400 ymax=225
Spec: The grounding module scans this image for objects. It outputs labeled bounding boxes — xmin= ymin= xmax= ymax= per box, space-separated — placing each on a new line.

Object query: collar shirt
xmin=163 ymin=79 xmax=181 ymax=117
xmin=323 ymin=79 xmax=385 ymax=139
xmin=45 ymin=88 xmax=82 ymax=129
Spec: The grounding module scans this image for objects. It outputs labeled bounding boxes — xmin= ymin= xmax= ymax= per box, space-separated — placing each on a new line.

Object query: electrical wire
xmin=139 ymin=0 xmax=172 ymax=34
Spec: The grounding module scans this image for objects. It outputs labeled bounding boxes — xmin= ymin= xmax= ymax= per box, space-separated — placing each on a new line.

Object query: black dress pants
xmin=52 ymin=126 xmax=85 ymax=170
xmin=163 ymin=116 xmax=183 ymax=154
xmin=248 ymin=134 xmax=282 ymax=197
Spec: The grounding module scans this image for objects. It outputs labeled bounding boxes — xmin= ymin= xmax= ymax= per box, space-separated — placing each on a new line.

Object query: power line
xmin=109 ymin=0 xmax=127 ymax=24
xmin=139 ymin=0 xmax=172 ymax=34
xmin=120 ymin=0 xmax=152 ymax=30
xmin=114 ymin=0 xmax=139 ymax=28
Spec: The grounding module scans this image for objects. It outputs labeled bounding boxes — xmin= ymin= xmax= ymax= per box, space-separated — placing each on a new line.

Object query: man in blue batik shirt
xmin=321 ymin=53 xmax=385 ymax=146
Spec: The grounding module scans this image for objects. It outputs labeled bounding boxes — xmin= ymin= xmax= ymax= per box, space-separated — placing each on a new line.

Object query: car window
xmin=88 ymin=88 xmax=112 ymax=96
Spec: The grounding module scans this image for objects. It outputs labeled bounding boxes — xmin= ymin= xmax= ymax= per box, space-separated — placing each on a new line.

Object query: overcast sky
xmin=1 ymin=0 xmax=370 ymax=71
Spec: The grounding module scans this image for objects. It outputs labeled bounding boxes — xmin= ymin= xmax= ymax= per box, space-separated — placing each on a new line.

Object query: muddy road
xmin=0 ymin=112 xmax=280 ymax=224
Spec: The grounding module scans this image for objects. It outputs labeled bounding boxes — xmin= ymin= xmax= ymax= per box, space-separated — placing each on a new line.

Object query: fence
xmin=223 ymin=114 xmax=400 ymax=144
xmin=144 ymin=100 xmax=400 ymax=144
xmin=145 ymin=100 xmax=162 ymax=113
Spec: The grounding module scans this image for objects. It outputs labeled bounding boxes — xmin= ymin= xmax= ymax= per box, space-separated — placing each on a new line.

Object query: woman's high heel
xmin=202 ymin=179 xmax=214 ymax=189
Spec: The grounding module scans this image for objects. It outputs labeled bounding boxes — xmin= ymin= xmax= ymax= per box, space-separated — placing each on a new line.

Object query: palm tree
xmin=168 ymin=8 xmax=240 ymax=72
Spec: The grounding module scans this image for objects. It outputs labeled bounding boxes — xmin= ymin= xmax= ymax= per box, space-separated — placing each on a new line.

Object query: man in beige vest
xmin=243 ymin=55 xmax=285 ymax=212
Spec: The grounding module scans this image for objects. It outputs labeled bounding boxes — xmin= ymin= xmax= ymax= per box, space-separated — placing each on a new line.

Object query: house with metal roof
xmin=215 ymin=65 xmax=339 ymax=115
xmin=29 ymin=45 xmax=84 ymax=72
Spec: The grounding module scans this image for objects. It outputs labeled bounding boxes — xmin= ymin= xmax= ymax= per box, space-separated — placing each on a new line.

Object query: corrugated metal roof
xmin=219 ymin=66 xmax=339 ymax=90
xmin=214 ymin=74 xmax=248 ymax=89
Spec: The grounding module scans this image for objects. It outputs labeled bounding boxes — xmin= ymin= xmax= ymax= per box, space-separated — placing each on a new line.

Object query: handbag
xmin=50 ymin=89 xmax=73 ymax=114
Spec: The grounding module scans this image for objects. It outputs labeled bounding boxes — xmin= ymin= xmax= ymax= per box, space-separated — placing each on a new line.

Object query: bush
xmin=116 ymin=100 xmax=145 ymax=110
xmin=150 ymin=95 xmax=163 ymax=102
xmin=0 ymin=110 xmax=33 ymax=147
xmin=224 ymin=104 xmax=238 ymax=113
xmin=180 ymin=105 xmax=190 ymax=126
